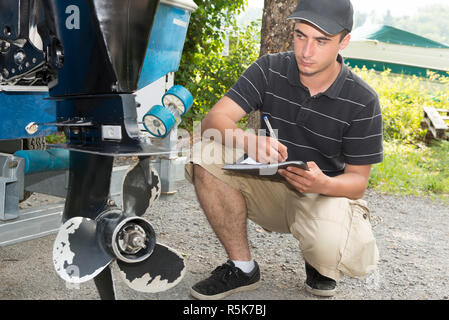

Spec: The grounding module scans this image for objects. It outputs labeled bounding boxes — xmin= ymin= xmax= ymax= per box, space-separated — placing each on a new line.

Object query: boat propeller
xmin=52 ymin=158 xmax=186 ymax=294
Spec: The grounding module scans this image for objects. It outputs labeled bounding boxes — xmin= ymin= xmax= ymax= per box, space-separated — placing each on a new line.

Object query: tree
xmin=394 ymin=4 xmax=449 ymax=45
xmin=176 ymin=0 xmax=248 ymax=129
xmin=247 ymin=0 xmax=297 ymax=129
xmin=180 ymin=22 xmax=261 ymax=129
xmin=259 ymin=0 xmax=297 ymax=56
xmin=383 ymin=10 xmax=394 ymax=26
xmin=177 ymin=0 xmax=247 ymax=87
xmin=353 ymin=11 xmax=368 ymax=29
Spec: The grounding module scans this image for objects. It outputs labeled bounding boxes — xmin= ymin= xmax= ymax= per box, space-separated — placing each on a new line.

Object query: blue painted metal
xmin=14 ymin=148 xmax=70 ymax=174
xmin=138 ymin=3 xmax=193 ymax=89
xmin=50 ymin=0 xmax=160 ymax=96
xmin=49 ymin=0 xmax=117 ymax=96
xmin=0 ymin=91 xmax=57 ymax=140
xmin=0 ymin=0 xmax=193 ymax=141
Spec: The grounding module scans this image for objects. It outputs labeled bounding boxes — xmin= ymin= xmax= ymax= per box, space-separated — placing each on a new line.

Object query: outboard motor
xmin=0 ymin=0 xmax=197 ymax=299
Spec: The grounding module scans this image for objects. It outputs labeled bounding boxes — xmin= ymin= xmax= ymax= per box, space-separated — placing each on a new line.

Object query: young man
xmin=185 ymin=0 xmax=383 ymax=299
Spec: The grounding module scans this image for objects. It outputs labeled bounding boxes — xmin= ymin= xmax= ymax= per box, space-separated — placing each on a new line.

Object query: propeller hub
xmin=117 ymin=223 xmax=147 ymax=254
xmin=111 ymin=216 xmax=156 ymax=263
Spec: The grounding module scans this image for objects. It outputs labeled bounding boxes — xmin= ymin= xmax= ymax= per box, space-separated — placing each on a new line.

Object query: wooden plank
xmin=423 ymin=107 xmax=449 ymax=139
xmin=435 ymin=108 xmax=449 ymax=115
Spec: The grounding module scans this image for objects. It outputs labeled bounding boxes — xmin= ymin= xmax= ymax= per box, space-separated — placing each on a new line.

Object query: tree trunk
xmin=247 ymin=0 xmax=297 ymax=130
xmin=259 ymin=0 xmax=298 ymax=56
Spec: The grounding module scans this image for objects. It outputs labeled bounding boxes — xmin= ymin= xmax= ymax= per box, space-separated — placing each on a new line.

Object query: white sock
xmin=232 ymin=259 xmax=255 ymax=274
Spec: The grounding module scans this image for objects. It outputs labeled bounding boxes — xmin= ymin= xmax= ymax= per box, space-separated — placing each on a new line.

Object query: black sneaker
xmin=190 ymin=260 xmax=261 ymax=300
xmin=305 ymin=262 xmax=337 ymax=297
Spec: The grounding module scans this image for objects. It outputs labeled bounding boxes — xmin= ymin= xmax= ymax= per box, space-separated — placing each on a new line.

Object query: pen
xmin=263 ymin=116 xmax=278 ymax=140
xmin=264 ymin=115 xmax=288 ymax=162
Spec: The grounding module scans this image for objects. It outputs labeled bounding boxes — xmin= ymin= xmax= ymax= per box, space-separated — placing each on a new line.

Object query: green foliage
xmin=181 ymin=0 xmax=248 ymax=57
xmin=177 ymin=0 xmax=252 ymax=130
xmin=176 ymin=0 xmax=247 ymax=90
xmin=354 ymin=67 xmax=449 ymax=198
xmin=180 ymin=21 xmax=261 ymax=130
xmin=352 ymin=67 xmax=449 ymax=143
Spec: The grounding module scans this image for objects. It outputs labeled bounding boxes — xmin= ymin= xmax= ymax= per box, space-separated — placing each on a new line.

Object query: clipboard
xmin=222 ymin=155 xmax=309 ymax=178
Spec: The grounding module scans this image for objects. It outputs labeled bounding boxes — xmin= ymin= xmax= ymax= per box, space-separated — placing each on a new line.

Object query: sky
xmin=248 ymin=0 xmax=449 ymax=17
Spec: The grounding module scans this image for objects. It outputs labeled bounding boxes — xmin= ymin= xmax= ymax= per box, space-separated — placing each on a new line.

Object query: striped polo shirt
xmin=225 ymin=51 xmax=383 ymax=177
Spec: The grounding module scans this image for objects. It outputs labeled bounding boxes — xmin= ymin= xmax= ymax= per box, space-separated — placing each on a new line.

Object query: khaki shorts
xmin=185 ymin=140 xmax=379 ymax=280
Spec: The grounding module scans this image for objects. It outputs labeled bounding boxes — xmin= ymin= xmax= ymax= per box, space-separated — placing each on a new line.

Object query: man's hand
xmin=246 ymin=135 xmax=288 ymax=164
xmin=200 ymin=96 xmax=288 ymax=164
xmin=278 ymin=162 xmax=371 ymax=199
xmin=278 ymin=161 xmax=329 ymax=194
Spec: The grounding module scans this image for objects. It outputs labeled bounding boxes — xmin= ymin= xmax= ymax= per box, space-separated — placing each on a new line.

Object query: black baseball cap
xmin=288 ymin=0 xmax=354 ymax=35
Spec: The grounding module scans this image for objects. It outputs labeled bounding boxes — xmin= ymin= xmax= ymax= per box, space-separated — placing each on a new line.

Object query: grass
xmin=369 ymin=139 xmax=449 ymax=201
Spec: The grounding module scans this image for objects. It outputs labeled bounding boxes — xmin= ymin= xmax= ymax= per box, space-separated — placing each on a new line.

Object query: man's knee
xmin=299 ymin=223 xmax=343 ymax=269
xmin=193 ymin=164 xmax=213 ymax=184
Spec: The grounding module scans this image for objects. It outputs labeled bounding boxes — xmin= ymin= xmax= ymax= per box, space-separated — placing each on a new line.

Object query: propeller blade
xmin=53 ymin=217 xmax=114 ymax=283
xmin=117 ymin=243 xmax=186 ymax=293
xmin=122 ymin=160 xmax=161 ymax=217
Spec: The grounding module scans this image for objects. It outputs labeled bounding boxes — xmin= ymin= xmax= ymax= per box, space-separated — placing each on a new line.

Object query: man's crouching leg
xmin=192 ymin=164 xmax=251 ymax=261
xmin=287 ymin=194 xmax=378 ymax=297
xmin=188 ymin=164 xmax=261 ymax=300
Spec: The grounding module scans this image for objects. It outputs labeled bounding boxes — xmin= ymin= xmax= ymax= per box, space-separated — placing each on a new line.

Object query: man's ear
xmin=339 ymin=33 xmax=351 ymax=51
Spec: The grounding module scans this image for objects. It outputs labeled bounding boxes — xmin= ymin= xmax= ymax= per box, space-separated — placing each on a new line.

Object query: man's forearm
xmin=201 ymin=113 xmax=250 ymax=152
xmin=322 ymin=172 xmax=369 ymax=200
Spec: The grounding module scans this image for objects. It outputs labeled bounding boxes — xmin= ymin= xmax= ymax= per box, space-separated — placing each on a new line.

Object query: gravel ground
xmin=0 ymin=174 xmax=448 ymax=300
